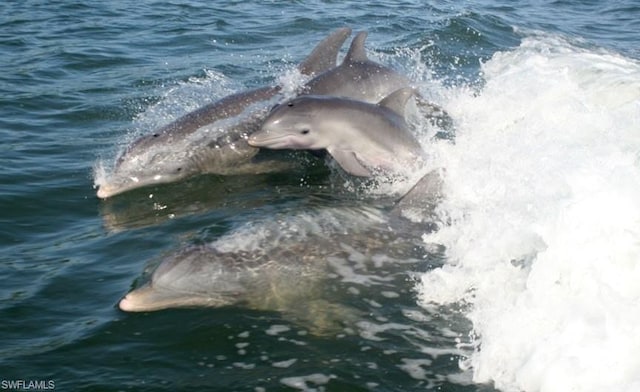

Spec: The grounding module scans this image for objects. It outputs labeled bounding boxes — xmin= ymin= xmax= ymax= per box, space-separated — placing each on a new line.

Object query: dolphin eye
xmin=287 ymin=102 xmax=294 ymax=107
xmin=300 ymin=129 xmax=310 ymax=135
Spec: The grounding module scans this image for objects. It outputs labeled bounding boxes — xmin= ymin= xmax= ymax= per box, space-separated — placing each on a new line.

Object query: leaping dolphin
xmin=248 ymin=87 xmax=425 ymax=177
xmin=95 ymin=27 xmax=352 ymax=199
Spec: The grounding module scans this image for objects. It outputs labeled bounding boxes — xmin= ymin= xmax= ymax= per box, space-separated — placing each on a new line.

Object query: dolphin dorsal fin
xmin=298 ymin=27 xmax=352 ymax=76
xmin=377 ymin=87 xmax=416 ymax=115
xmin=391 ymin=169 xmax=445 ymax=220
xmin=343 ymin=31 xmax=369 ymax=63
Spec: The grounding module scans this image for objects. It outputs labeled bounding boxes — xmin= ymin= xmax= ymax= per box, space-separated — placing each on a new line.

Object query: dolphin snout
xmin=247 ymin=134 xmax=259 ymax=146
xmin=247 ymin=130 xmax=292 ymax=149
xmin=247 ymin=129 xmax=272 ymax=147
xmin=247 ymin=135 xmax=260 ymax=147
xmin=96 ymin=183 xmax=118 ymax=199
xmin=118 ymin=294 xmax=138 ymax=312
xmin=118 ymin=285 xmax=175 ymax=312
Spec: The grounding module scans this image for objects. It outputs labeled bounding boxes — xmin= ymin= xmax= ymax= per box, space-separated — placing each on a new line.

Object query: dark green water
xmin=1 ymin=1 xmax=638 ymax=391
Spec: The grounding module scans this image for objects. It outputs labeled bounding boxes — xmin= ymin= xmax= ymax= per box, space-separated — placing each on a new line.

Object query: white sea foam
xmin=280 ymin=373 xmax=336 ymax=391
xmin=265 ymin=324 xmax=291 ymax=336
xmin=398 ymin=358 xmax=434 ymax=380
xmin=91 ymin=159 xmax=109 ymax=190
xmin=416 ymin=35 xmax=640 ymax=392
xmin=272 ymin=358 xmax=298 ymax=368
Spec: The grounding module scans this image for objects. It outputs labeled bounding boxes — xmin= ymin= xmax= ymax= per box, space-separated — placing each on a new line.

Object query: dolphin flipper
xmin=328 ymin=148 xmax=372 ymax=177
xmin=298 ymin=27 xmax=352 ymax=76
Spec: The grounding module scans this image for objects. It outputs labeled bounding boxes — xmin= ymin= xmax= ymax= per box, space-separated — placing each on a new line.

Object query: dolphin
xmin=301 ymin=31 xmax=410 ymax=103
xmin=117 ymin=243 xmax=352 ymax=337
xmin=248 ymin=87 xmax=425 ymax=177
xmin=118 ymin=204 xmax=430 ymax=334
xmin=118 ymin=244 xmax=328 ymax=311
xmin=302 ymin=31 xmax=452 ymax=126
xmin=302 ymin=29 xmax=449 ymax=130
xmin=95 ymin=27 xmax=352 ymax=199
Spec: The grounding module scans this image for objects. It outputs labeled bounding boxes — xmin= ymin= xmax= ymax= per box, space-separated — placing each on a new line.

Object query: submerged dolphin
xmin=118 ymin=205 xmax=430 ymax=334
xmin=118 ymin=244 xmax=327 ymax=311
xmin=248 ymin=87 xmax=425 ymax=177
xmin=95 ymin=27 xmax=352 ymax=198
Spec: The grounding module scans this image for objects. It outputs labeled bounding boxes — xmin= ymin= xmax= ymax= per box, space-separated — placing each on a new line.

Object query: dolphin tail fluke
xmin=298 ymin=27 xmax=352 ymax=76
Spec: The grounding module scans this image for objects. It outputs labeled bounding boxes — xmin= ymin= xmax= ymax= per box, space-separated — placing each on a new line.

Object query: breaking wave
xmin=417 ymin=34 xmax=640 ymax=392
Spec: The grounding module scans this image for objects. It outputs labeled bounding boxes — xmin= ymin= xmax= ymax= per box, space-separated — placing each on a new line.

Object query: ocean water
xmin=1 ymin=1 xmax=639 ymax=391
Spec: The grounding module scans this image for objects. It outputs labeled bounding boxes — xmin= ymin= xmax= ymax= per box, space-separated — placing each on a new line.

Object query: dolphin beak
xmin=96 ymin=180 xmax=137 ymax=199
xmin=96 ymin=184 xmax=117 ymax=199
xmin=246 ymin=134 xmax=260 ymax=147
xmin=248 ymin=117 xmax=284 ymax=147
xmin=119 ymin=285 xmax=181 ymax=312
xmin=119 ymin=284 xmax=230 ymax=312
xmin=248 ymin=129 xmax=295 ymax=149
xmin=119 ymin=287 xmax=153 ymax=312
xmin=247 ymin=131 xmax=271 ymax=147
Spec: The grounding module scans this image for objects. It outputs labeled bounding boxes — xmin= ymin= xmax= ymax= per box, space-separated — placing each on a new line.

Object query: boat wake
xmin=417 ymin=34 xmax=640 ymax=392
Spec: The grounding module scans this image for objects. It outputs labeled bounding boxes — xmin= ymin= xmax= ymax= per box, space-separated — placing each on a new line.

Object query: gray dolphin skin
xmin=302 ymin=31 xmax=410 ymax=103
xmin=95 ymin=27 xmax=352 ymax=199
xmin=118 ymin=205 xmax=429 ymax=334
xmin=118 ymin=244 xmax=327 ymax=311
xmin=248 ymin=87 xmax=425 ymax=177
xmin=390 ymin=169 xmax=445 ymax=225
xmin=96 ymin=86 xmax=284 ymax=199
xmin=303 ymin=30 xmax=453 ymax=129
xmin=118 ymin=244 xmax=348 ymax=336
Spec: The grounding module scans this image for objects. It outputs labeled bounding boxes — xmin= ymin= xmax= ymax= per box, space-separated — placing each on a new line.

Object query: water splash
xmin=417 ymin=35 xmax=640 ymax=392
xmin=93 ymin=69 xmax=237 ymax=185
